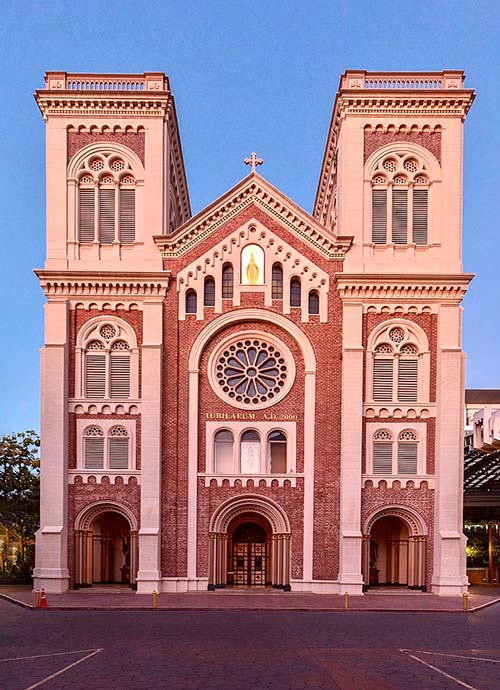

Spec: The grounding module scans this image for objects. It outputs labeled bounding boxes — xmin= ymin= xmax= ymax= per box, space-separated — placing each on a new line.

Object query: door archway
xmin=362 ymin=507 xmax=427 ymax=590
xmin=74 ymin=502 xmax=138 ymax=588
xmin=208 ymin=495 xmax=291 ymax=590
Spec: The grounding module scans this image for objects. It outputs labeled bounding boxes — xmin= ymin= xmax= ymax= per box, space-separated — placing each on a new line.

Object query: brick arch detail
xmin=364 ymin=504 xmax=427 ymax=537
xmin=210 ymin=494 xmax=291 ymax=535
xmin=74 ymin=500 xmax=138 ymax=531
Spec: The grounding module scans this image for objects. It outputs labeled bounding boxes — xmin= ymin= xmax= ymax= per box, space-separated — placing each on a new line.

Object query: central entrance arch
xmin=229 ymin=518 xmax=270 ymax=587
xmin=208 ymin=495 xmax=291 ymax=590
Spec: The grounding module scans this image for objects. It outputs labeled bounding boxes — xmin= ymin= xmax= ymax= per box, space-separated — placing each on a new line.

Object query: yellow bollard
xmin=344 ymin=592 xmax=349 ymax=610
xmin=463 ymin=592 xmax=469 ymax=611
xmin=34 ymin=590 xmax=40 ymax=608
xmin=152 ymin=590 xmax=158 ymax=609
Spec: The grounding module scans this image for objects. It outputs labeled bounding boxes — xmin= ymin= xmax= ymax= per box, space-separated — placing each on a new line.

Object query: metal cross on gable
xmin=244 ymin=152 xmax=264 ymax=173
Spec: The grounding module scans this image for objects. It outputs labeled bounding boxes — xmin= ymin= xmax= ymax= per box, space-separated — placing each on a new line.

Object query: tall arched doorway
xmin=74 ymin=503 xmax=138 ymax=589
xmin=228 ymin=518 xmax=270 ymax=587
xmin=208 ymin=495 xmax=291 ymax=590
xmin=362 ymin=507 xmax=427 ymax=591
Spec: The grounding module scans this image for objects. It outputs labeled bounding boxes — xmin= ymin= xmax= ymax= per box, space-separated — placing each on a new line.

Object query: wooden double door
xmin=230 ymin=523 xmax=268 ymax=586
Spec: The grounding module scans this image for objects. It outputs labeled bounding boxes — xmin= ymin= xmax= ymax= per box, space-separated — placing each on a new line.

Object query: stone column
xmin=137 ymin=299 xmax=164 ymax=593
xmin=432 ymin=304 xmax=469 ymax=595
xmin=34 ymin=300 xmax=70 ymax=593
xmin=361 ymin=535 xmax=370 ymax=587
xmin=337 ymin=302 xmax=364 ymax=594
xmin=129 ymin=531 xmax=138 ymax=586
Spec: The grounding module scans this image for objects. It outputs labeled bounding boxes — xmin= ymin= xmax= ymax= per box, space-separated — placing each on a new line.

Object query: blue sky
xmin=1 ymin=0 xmax=499 ymax=434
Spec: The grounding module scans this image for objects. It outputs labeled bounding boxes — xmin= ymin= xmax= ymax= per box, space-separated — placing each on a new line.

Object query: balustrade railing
xmin=43 ymin=72 xmax=169 ymax=92
xmin=340 ymin=70 xmax=465 ymax=91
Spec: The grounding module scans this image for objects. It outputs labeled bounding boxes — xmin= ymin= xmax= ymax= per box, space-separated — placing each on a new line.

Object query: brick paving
xmin=1 ymin=597 xmax=500 ymax=689
xmin=1 ymin=584 xmax=499 ymax=612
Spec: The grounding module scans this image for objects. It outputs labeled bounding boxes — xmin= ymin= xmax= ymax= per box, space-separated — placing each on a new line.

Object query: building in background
xmin=33 ymin=70 xmax=474 ymax=595
xmin=465 ymin=389 xmax=500 ymax=585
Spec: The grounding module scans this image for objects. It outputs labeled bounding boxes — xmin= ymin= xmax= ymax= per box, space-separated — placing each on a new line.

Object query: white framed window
xmin=79 ymin=420 xmax=135 ymax=471
xmin=368 ymin=424 xmax=425 ymax=476
xmin=370 ymin=154 xmax=429 ymax=245
xmin=368 ymin=322 xmax=430 ymax=405
xmin=206 ymin=421 xmax=296 ymax=475
xmin=77 ymin=154 xmax=137 ymax=245
xmin=75 ymin=317 xmax=139 ymax=400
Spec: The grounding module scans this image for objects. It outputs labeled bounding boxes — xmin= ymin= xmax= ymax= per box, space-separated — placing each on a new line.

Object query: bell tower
xmin=315 ymin=71 xmax=475 ymax=596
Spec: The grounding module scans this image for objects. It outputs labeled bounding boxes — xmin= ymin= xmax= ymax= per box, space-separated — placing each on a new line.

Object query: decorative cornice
xmin=34 ymin=94 xmax=171 ymax=120
xmin=154 ymin=173 xmax=353 ymax=260
xmin=35 ymin=270 xmax=171 ymax=298
xmin=335 ymin=273 xmax=474 ymax=302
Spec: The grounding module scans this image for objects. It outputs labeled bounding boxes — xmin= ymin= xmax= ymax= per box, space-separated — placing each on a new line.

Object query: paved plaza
xmin=1 ymin=597 xmax=500 ymax=689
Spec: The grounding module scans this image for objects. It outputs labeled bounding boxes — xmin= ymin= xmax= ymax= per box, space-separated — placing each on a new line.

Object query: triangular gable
xmin=154 ymin=172 xmax=352 ymax=260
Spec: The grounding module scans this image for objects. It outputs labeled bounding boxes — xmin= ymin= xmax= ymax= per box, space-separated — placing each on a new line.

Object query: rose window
xmin=209 ymin=334 xmax=295 ymax=409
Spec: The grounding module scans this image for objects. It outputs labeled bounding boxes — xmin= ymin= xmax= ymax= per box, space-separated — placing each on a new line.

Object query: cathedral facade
xmin=33 ymin=70 xmax=474 ymax=595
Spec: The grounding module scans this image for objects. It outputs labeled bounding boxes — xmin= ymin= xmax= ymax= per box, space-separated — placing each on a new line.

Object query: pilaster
xmin=337 ymin=301 xmax=364 ymax=594
xmin=34 ymin=299 xmax=70 ymax=592
xmin=136 ymin=299 xmax=164 ymax=593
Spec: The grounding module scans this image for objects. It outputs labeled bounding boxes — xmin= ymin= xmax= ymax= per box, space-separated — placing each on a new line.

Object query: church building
xmin=33 ymin=70 xmax=475 ymax=595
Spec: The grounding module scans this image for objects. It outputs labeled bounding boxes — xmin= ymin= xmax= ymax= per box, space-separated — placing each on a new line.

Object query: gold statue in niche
xmin=241 ymin=244 xmax=264 ymax=285
xmin=246 ymin=252 xmax=259 ymax=284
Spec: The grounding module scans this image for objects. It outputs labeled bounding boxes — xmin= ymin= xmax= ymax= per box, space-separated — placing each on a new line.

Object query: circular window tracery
xmin=209 ymin=333 xmax=295 ymax=410
xmin=100 ymin=324 xmax=117 ymax=340
xmin=389 ymin=327 xmax=405 ymax=343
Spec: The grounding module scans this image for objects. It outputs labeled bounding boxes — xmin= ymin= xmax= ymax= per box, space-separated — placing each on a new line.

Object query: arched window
xmin=222 ymin=263 xmax=234 ymax=299
xmin=83 ymin=324 xmax=131 ymax=400
xmin=290 ymin=278 xmax=301 ymax=307
xmin=84 ymin=426 xmax=105 ymax=469
xmin=240 ymin=430 xmax=260 ymax=473
xmin=185 ymin=289 xmax=197 ymax=314
xmin=371 ymin=428 xmax=420 ymax=475
xmin=272 ymin=263 xmax=283 ymax=300
xmin=372 ymin=429 xmax=393 ymax=474
xmin=108 ymin=426 xmax=130 ymax=469
xmin=308 ymin=290 xmax=320 ymax=315
xmin=214 ymin=430 xmax=234 ymax=473
xmin=371 ymin=155 xmax=429 ymax=245
xmin=83 ymin=425 xmax=130 ymax=470
xmin=397 ymin=430 xmax=418 ymax=474
xmin=204 ymin=277 xmax=216 ymax=307
xmin=267 ymin=431 xmax=287 ymax=473
xmin=372 ymin=327 xmax=419 ymax=403
xmin=77 ymin=154 xmax=136 ymax=245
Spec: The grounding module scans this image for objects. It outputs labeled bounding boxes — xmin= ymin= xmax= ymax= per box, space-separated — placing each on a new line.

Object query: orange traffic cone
xmin=40 ymin=588 xmax=48 ymax=608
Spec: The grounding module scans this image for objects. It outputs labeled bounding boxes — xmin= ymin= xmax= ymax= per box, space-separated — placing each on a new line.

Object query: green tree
xmin=0 ymin=430 xmax=40 ymax=564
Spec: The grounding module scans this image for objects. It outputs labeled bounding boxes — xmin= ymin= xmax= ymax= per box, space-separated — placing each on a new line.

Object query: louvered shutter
xmin=373 ymin=359 xmax=393 ymax=401
xmin=109 ymin=438 xmax=129 ymax=469
xmin=79 ymin=188 xmax=95 ymax=243
xmin=397 ymin=359 xmax=418 ymax=402
xmin=412 ymin=189 xmax=428 ymax=245
xmin=99 ymin=188 xmax=115 ymax=244
xmin=110 ymin=354 xmax=131 ymax=398
xmin=85 ymin=354 xmax=106 ymax=398
xmin=119 ymin=189 xmax=135 ymax=244
xmin=372 ymin=189 xmax=387 ymax=243
xmin=84 ymin=438 xmax=104 ymax=469
xmin=397 ymin=442 xmax=418 ymax=474
xmin=392 ymin=189 xmax=408 ymax=244
xmin=373 ymin=443 xmax=393 ymax=474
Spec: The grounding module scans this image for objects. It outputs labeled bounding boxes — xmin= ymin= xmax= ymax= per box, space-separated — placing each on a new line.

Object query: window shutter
xmin=79 ymin=188 xmax=95 ymax=243
xmin=392 ymin=189 xmax=408 ymax=244
xmin=84 ymin=438 xmax=104 ymax=469
xmin=119 ymin=189 xmax=135 ymax=244
xmin=373 ymin=442 xmax=393 ymax=474
xmin=397 ymin=442 xmax=418 ymax=474
xmin=272 ymin=263 xmax=283 ymax=300
xmin=397 ymin=359 xmax=418 ymax=402
xmin=373 ymin=359 xmax=393 ymax=401
xmin=222 ymin=264 xmax=234 ymax=299
xmin=99 ymin=188 xmax=115 ymax=244
xmin=109 ymin=438 xmax=129 ymax=469
xmin=110 ymin=354 xmax=131 ymax=398
xmin=372 ymin=189 xmax=387 ymax=244
xmin=412 ymin=189 xmax=428 ymax=245
xmin=85 ymin=354 xmax=106 ymax=398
